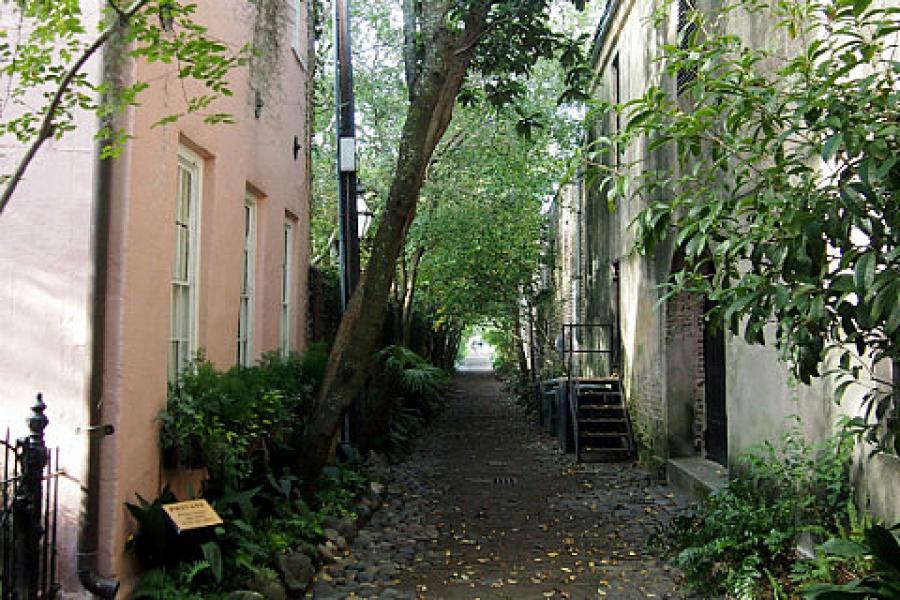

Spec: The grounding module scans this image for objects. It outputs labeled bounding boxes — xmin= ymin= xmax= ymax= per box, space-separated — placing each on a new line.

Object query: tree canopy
xmin=311 ymin=0 xmax=590 ymax=332
xmin=302 ymin=0 xmax=596 ymax=486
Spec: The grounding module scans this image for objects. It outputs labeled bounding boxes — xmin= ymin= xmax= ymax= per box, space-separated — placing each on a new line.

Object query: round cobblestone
xmin=307 ymin=367 xmax=689 ymax=599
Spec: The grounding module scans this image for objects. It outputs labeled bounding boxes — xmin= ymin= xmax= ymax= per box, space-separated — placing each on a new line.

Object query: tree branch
xmin=0 ymin=0 xmax=152 ymax=216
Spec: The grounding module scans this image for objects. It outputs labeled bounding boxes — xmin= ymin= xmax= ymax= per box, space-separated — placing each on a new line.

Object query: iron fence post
xmin=13 ymin=394 xmax=48 ymax=600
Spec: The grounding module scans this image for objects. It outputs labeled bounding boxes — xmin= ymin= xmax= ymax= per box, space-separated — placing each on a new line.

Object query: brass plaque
xmin=162 ymin=500 xmax=223 ymax=534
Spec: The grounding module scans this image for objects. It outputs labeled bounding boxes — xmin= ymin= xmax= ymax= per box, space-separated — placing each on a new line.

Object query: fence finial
xmin=27 ymin=393 xmax=48 ymax=443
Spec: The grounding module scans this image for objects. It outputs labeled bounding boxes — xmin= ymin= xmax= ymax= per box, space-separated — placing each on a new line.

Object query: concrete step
xmin=667 ymin=456 xmax=728 ymax=500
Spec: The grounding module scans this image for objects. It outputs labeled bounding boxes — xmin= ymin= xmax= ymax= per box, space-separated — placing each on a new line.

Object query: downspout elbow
xmin=77 ymin=555 xmax=120 ymax=600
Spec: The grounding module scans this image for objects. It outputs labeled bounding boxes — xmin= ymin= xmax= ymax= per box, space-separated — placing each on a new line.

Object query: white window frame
xmin=237 ymin=197 xmax=256 ymax=367
xmin=168 ymin=147 xmax=203 ymax=384
xmin=281 ymin=217 xmax=295 ymax=357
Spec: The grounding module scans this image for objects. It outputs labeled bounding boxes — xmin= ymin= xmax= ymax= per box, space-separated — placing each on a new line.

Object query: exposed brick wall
xmin=665 ymin=290 xmax=707 ymax=455
xmin=634 ymin=356 xmax=666 ymax=450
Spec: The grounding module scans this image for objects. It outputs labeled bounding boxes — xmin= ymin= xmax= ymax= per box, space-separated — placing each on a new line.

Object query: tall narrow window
xmin=281 ymin=218 xmax=295 ymax=356
xmin=169 ymin=151 xmax=201 ymax=383
xmin=611 ymin=54 xmax=622 ymax=168
xmin=237 ymin=198 xmax=256 ymax=367
xmin=677 ymin=0 xmax=698 ymax=93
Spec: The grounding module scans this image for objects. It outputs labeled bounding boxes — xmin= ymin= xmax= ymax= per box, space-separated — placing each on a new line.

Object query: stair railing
xmin=559 ymin=324 xmax=627 ymax=461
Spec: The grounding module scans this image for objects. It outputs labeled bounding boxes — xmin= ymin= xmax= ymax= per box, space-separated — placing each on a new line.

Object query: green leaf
xmin=887 ymin=300 xmax=900 ymax=335
xmin=200 ymin=541 xmax=223 ymax=583
xmin=854 ymin=252 xmax=875 ymax=291
xmin=866 ymin=524 xmax=900 ymax=572
xmin=817 ymin=537 xmax=866 ymax=558
xmin=834 ymin=379 xmax=855 ymax=402
xmin=822 ymin=132 xmax=844 ymax=161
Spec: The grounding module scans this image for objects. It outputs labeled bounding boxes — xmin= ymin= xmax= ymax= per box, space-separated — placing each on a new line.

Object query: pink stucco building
xmin=0 ymin=1 xmax=312 ymax=595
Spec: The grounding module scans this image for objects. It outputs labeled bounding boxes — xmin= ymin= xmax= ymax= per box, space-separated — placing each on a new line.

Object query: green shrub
xmin=125 ymin=487 xmax=181 ymax=568
xmin=315 ymin=460 xmax=372 ymax=518
xmin=159 ymin=349 xmax=323 ymax=492
xmin=658 ymin=422 xmax=854 ymax=597
xmin=367 ymin=345 xmax=450 ymax=458
xmin=132 ymin=562 xmax=216 ymax=600
xmin=132 ymin=346 xmax=377 ymax=596
xmin=376 ymin=345 xmax=450 ymax=405
xmin=129 ymin=461 xmax=374 ymax=595
xmin=802 ymin=524 xmax=900 ymax=599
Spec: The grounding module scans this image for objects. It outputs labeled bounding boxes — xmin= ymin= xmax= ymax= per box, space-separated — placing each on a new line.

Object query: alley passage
xmin=309 ymin=356 xmax=688 ymax=599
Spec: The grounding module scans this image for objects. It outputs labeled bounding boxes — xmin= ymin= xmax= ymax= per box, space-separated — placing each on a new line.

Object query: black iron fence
xmin=1 ymin=395 xmax=60 ymax=600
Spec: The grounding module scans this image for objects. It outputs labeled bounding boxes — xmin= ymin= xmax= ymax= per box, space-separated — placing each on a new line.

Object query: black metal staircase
xmin=559 ymin=323 xmax=634 ymax=462
xmin=569 ymin=377 xmax=634 ymax=461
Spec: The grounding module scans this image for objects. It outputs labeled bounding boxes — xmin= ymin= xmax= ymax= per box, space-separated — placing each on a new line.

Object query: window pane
xmin=174 ymin=225 xmax=189 ymax=281
xmin=171 ymin=286 xmax=180 ymax=337
xmin=281 ymin=305 xmax=289 ymax=355
xmin=236 ymin=199 xmax=256 ymax=367
xmin=239 ymin=298 xmax=248 ymax=339
xmin=168 ymin=341 xmax=179 ymax=382
xmin=292 ymin=0 xmax=301 ymax=50
xmin=180 ymin=170 xmax=192 ymax=222
xmin=176 ymin=285 xmax=191 ymax=338
xmin=242 ymin=251 xmax=249 ymax=293
xmin=177 ymin=340 xmax=189 ymax=375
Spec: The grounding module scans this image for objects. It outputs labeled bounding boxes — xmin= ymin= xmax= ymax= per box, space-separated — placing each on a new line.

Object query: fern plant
xmin=376 ymin=345 xmax=450 ymax=403
xmin=661 ymin=423 xmax=855 ymax=597
xmin=131 ymin=561 xmax=212 ymax=600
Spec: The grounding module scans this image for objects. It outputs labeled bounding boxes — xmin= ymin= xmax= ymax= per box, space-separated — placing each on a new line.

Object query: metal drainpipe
xmin=78 ymin=25 xmax=120 ymax=599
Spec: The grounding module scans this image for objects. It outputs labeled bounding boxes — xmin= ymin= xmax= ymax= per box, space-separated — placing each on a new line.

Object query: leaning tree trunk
xmin=298 ymin=8 xmax=488 ymax=487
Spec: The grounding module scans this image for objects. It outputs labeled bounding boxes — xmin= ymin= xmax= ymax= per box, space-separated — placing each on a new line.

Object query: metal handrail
xmin=560 ymin=323 xmax=619 ymax=377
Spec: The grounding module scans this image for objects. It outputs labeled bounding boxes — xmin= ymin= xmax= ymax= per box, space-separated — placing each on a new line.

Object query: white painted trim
xmin=281 ymin=217 xmax=295 ymax=357
xmin=171 ymin=145 xmax=203 ymax=380
xmin=238 ymin=197 xmax=257 ymax=367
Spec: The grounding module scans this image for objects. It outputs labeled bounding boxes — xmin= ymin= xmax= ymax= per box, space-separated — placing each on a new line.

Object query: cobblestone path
xmin=309 ymin=358 xmax=689 ymax=599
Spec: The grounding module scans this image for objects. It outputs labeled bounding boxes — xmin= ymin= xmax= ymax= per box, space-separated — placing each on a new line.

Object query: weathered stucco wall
xmin=0 ymin=3 xmax=105 ymax=595
xmin=581 ymin=0 xmax=900 ymax=515
xmin=1 ymin=2 xmax=313 ymax=594
xmin=96 ymin=0 xmax=313 ymax=589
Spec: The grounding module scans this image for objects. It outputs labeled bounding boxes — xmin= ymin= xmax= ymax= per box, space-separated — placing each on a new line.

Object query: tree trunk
xmin=402 ymin=0 xmax=419 ymax=100
xmin=298 ymin=9 xmax=487 ymax=487
xmin=401 ymin=245 xmax=425 ymax=348
xmin=514 ymin=309 xmax=530 ymax=383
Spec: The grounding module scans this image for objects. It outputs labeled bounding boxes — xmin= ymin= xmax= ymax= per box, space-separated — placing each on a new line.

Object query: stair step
xmin=579 ymin=448 xmax=633 ymax=462
xmin=578 ymin=393 xmax=624 ymax=400
xmin=581 ymin=427 xmax=628 ymax=435
xmin=578 ymin=418 xmax=627 ymax=424
xmin=580 ymin=431 xmax=628 ymax=439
